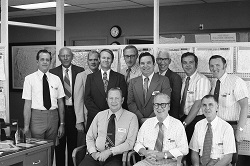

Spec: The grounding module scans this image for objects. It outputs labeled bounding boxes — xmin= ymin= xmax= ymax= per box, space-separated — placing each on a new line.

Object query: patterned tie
xmin=103 ymin=72 xmax=108 ymax=93
xmin=201 ymin=123 xmax=213 ymax=165
xmin=154 ymin=122 xmax=164 ymax=152
xmin=180 ymin=77 xmax=190 ymax=118
xmin=105 ymin=114 xmax=116 ymax=149
xmin=125 ymin=68 xmax=131 ymax=84
xmin=43 ymin=74 xmax=51 ymax=110
xmin=143 ymin=77 xmax=149 ymax=101
xmin=64 ymin=68 xmax=71 ymax=99
xmin=214 ymin=80 xmax=220 ymax=102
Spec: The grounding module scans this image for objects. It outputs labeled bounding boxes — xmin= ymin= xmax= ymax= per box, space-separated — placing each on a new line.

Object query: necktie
xmin=180 ymin=77 xmax=190 ymax=118
xmin=214 ymin=80 xmax=220 ymax=102
xmin=43 ymin=74 xmax=51 ymax=110
xmin=154 ymin=122 xmax=164 ymax=152
xmin=201 ymin=123 xmax=213 ymax=165
xmin=125 ymin=68 xmax=131 ymax=84
xmin=103 ymin=72 xmax=108 ymax=93
xmin=105 ymin=114 xmax=116 ymax=149
xmin=64 ymin=68 xmax=71 ymax=99
xmin=143 ymin=77 xmax=149 ymax=101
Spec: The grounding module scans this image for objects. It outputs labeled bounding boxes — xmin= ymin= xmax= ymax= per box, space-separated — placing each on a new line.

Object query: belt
xmin=65 ymin=105 xmax=73 ymax=109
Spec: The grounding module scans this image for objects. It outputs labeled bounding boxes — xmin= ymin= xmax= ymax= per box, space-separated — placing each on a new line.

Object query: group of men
xmin=22 ymin=44 xmax=248 ymax=166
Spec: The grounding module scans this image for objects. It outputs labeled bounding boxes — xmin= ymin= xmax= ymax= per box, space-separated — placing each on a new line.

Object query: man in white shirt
xmin=134 ymin=93 xmax=188 ymax=166
xmin=189 ymin=95 xmax=236 ymax=166
xmin=22 ymin=49 xmax=65 ymax=163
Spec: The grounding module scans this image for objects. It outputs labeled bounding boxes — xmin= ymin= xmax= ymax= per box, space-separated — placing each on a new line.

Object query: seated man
xmin=79 ymin=87 xmax=139 ymax=166
xmin=134 ymin=93 xmax=188 ymax=166
xmin=189 ymin=95 xmax=236 ymax=166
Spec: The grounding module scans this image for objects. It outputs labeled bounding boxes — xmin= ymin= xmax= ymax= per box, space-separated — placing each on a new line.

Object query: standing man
xmin=128 ymin=52 xmax=171 ymax=125
xmin=120 ymin=45 xmax=141 ymax=84
xmin=157 ymin=49 xmax=182 ymax=119
xmin=209 ymin=55 xmax=249 ymax=165
xmin=85 ymin=49 xmax=127 ymax=131
xmin=74 ymin=50 xmax=100 ymax=145
xmin=134 ymin=93 xmax=188 ymax=166
xmin=50 ymin=47 xmax=84 ymax=166
xmin=190 ymin=95 xmax=236 ymax=166
xmin=180 ymin=52 xmax=211 ymax=165
xmin=79 ymin=88 xmax=138 ymax=166
xmin=22 ymin=49 xmax=65 ymax=163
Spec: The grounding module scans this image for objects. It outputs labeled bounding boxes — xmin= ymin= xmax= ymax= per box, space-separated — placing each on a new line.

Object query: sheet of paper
xmin=237 ymin=47 xmax=250 ymax=73
xmin=0 ymin=48 xmax=6 ymax=80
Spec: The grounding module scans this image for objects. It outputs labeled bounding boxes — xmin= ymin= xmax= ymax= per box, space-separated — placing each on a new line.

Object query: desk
xmin=0 ymin=139 xmax=53 ymax=166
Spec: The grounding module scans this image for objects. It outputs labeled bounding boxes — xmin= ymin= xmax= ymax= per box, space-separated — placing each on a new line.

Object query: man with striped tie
xmin=190 ymin=95 xmax=236 ymax=166
xmin=50 ymin=47 xmax=84 ymax=166
xmin=134 ymin=93 xmax=188 ymax=166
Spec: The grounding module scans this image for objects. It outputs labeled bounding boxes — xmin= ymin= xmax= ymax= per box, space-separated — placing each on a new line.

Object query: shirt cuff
xmin=169 ymin=149 xmax=183 ymax=159
xmin=88 ymin=147 xmax=97 ymax=154
xmin=134 ymin=144 xmax=145 ymax=154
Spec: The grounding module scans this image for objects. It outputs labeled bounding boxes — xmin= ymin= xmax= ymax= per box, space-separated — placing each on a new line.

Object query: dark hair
xmin=201 ymin=94 xmax=218 ymax=104
xmin=181 ymin=52 xmax=198 ymax=67
xmin=107 ymin=87 xmax=123 ymax=98
xmin=139 ymin=52 xmax=155 ymax=64
xmin=88 ymin=50 xmax=100 ymax=59
xmin=36 ymin=49 xmax=52 ymax=61
xmin=100 ymin=49 xmax=114 ymax=61
xmin=209 ymin=55 xmax=227 ymax=65
xmin=123 ymin=45 xmax=138 ymax=56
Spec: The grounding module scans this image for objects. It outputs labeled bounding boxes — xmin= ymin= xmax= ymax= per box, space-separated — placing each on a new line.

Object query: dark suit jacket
xmin=50 ymin=64 xmax=84 ymax=103
xmin=84 ymin=70 xmax=127 ymax=118
xmin=165 ymin=69 xmax=182 ymax=119
xmin=127 ymin=73 xmax=171 ymax=120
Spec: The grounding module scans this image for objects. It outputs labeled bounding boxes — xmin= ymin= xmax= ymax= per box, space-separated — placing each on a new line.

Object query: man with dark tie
xmin=128 ymin=52 xmax=171 ymax=125
xmin=79 ymin=88 xmax=138 ymax=166
xmin=190 ymin=95 xmax=236 ymax=166
xmin=85 ymin=49 xmax=127 ymax=131
xmin=22 ymin=49 xmax=65 ymax=163
xmin=50 ymin=47 xmax=84 ymax=166
xmin=120 ymin=45 xmax=141 ymax=84
xmin=133 ymin=93 xmax=188 ymax=166
xmin=157 ymin=49 xmax=182 ymax=119
xmin=209 ymin=55 xmax=249 ymax=165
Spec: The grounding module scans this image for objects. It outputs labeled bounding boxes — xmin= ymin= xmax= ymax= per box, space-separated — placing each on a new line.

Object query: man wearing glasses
xmin=134 ymin=93 xmax=188 ymax=166
xmin=157 ymin=49 xmax=182 ymax=119
xmin=120 ymin=45 xmax=141 ymax=84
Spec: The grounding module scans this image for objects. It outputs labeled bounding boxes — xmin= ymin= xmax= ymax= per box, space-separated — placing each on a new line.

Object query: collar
xmin=108 ymin=108 xmax=124 ymax=121
xmin=128 ymin=63 xmax=140 ymax=74
xmin=159 ymin=69 xmax=168 ymax=76
xmin=153 ymin=115 xmax=170 ymax=129
xmin=142 ymin=72 xmax=154 ymax=81
xmin=62 ymin=65 xmax=72 ymax=73
xmin=185 ymin=70 xmax=197 ymax=80
xmin=101 ymin=69 xmax=111 ymax=77
xmin=205 ymin=116 xmax=219 ymax=129
xmin=37 ymin=69 xmax=50 ymax=80
xmin=218 ymin=72 xmax=227 ymax=84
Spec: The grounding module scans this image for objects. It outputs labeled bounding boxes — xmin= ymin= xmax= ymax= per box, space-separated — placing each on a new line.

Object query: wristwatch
xmin=164 ymin=152 xmax=168 ymax=159
xmin=183 ymin=121 xmax=187 ymax=127
xmin=237 ymin=127 xmax=244 ymax=131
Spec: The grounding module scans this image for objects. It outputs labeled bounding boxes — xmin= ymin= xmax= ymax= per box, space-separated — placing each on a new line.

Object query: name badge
xmin=188 ymin=91 xmax=194 ymax=94
xmin=152 ymin=91 xmax=160 ymax=95
xmin=118 ymin=128 xmax=126 ymax=133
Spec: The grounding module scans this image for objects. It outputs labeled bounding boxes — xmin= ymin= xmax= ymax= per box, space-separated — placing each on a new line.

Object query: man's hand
xmin=91 ymin=152 xmax=100 ymax=160
xmin=98 ymin=149 xmax=112 ymax=162
xmin=153 ymin=152 xmax=165 ymax=161
xmin=57 ymin=124 xmax=65 ymax=138
xmin=236 ymin=130 xmax=244 ymax=142
xmin=206 ymin=158 xmax=219 ymax=166
xmin=23 ymin=126 xmax=31 ymax=137
xmin=75 ymin=123 xmax=85 ymax=132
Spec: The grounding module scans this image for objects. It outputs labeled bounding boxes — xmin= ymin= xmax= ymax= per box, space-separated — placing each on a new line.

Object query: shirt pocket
xmin=116 ymin=128 xmax=127 ymax=142
xmin=213 ymin=142 xmax=223 ymax=155
xmin=220 ymin=90 xmax=234 ymax=108
xmin=164 ymin=138 xmax=176 ymax=150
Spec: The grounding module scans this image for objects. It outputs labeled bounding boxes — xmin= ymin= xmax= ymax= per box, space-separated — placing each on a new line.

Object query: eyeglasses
xmin=124 ymin=55 xmax=137 ymax=59
xmin=156 ymin=58 xmax=170 ymax=62
xmin=153 ymin=103 xmax=170 ymax=109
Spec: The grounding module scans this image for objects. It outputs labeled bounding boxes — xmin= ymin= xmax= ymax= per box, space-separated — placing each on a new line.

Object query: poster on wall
xmin=194 ymin=47 xmax=234 ymax=73
xmin=10 ymin=42 xmax=56 ymax=90
xmin=236 ymin=47 xmax=250 ymax=73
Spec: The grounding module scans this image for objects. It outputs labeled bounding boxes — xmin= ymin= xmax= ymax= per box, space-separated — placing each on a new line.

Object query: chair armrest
xmin=127 ymin=150 xmax=144 ymax=166
xmin=72 ymin=145 xmax=87 ymax=166
xmin=122 ymin=150 xmax=129 ymax=166
xmin=177 ymin=155 xmax=184 ymax=166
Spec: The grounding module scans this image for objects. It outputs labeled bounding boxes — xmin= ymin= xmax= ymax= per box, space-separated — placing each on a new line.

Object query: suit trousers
xmin=55 ymin=106 xmax=77 ymax=166
xmin=79 ymin=154 xmax=122 ymax=166
xmin=30 ymin=109 xmax=59 ymax=164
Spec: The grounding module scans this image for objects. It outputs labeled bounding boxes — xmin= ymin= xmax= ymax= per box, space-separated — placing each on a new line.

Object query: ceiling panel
xmin=77 ymin=1 xmax=143 ymax=9
xmin=65 ymin=0 xmax=125 ymax=5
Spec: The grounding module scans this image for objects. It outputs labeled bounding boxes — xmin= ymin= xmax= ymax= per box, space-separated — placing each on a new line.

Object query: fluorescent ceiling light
xmin=12 ymin=2 xmax=70 ymax=10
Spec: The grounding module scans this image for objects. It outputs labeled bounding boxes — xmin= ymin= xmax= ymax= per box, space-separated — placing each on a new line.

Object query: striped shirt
xmin=120 ymin=63 xmax=141 ymax=81
xmin=181 ymin=71 xmax=211 ymax=115
xmin=210 ymin=73 xmax=248 ymax=121
xmin=189 ymin=116 xmax=236 ymax=159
